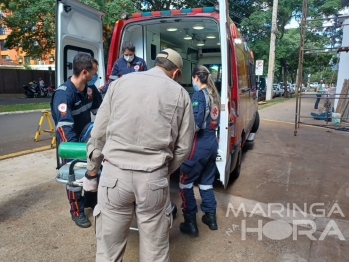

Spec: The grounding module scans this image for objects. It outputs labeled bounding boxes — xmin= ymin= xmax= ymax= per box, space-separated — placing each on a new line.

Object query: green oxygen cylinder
xmin=58 ymin=142 xmax=87 ymax=159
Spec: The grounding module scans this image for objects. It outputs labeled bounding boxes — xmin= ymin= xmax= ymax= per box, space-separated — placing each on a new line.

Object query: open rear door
xmin=216 ymin=0 xmax=231 ymax=188
xmin=55 ymin=0 xmax=105 ymax=88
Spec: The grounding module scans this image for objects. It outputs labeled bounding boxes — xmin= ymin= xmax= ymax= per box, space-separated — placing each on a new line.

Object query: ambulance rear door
xmin=216 ymin=0 xmax=232 ymax=188
xmin=55 ymin=0 xmax=105 ymax=88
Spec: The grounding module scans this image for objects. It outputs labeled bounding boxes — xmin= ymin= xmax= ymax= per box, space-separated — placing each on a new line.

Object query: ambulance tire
xmin=251 ymin=111 xmax=260 ymax=133
xmin=230 ymin=146 xmax=241 ymax=181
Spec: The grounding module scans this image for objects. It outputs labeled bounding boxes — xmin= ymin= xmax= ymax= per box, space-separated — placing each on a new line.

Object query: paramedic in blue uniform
xmin=99 ymin=41 xmax=147 ymax=93
xmin=50 ymin=53 xmax=102 ymax=228
xmin=179 ymin=65 xmax=221 ymax=237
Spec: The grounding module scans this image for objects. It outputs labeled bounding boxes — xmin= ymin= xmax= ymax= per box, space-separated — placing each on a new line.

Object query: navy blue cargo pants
xmin=179 ymin=138 xmax=218 ymax=215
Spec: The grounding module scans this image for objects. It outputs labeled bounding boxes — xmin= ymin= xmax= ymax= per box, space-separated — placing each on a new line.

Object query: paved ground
xmin=0 ymin=95 xmax=349 ymax=262
xmin=0 ymin=98 xmax=349 ymax=261
xmin=260 ymin=90 xmax=349 ymax=129
xmin=0 ymin=94 xmax=51 ymax=106
xmin=0 ymin=112 xmax=53 ymax=156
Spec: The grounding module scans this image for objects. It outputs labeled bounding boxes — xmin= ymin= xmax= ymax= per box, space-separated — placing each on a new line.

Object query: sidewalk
xmin=260 ymin=93 xmax=346 ymax=128
xmin=0 ymin=93 xmax=26 ymax=100
xmin=0 ymin=93 xmax=51 ymax=106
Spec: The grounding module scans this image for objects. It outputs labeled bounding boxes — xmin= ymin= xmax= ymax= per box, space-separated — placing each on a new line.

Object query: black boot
xmin=72 ymin=213 xmax=91 ymax=228
xmin=202 ymin=210 xmax=218 ymax=230
xmin=179 ymin=212 xmax=199 ymax=237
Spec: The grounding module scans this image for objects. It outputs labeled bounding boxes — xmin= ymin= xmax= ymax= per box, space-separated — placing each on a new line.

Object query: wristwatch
xmin=85 ymin=171 xmax=97 ymax=180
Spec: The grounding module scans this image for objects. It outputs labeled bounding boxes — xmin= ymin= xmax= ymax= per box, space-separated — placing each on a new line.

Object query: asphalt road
xmin=0 ymin=112 xmax=54 ymax=156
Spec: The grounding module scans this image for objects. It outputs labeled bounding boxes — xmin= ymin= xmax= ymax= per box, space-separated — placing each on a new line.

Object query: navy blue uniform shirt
xmin=192 ymin=88 xmax=220 ymax=135
xmin=50 ymin=77 xmax=102 ymax=144
xmin=101 ymin=55 xmax=147 ymax=93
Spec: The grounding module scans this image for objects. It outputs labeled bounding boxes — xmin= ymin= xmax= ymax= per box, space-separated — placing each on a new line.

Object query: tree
xmin=78 ymin=0 xmax=137 ymax=62
xmin=1 ymin=0 xmax=56 ymax=60
xmin=237 ymin=0 xmax=342 ymax=90
xmin=0 ymin=0 xmax=137 ymax=60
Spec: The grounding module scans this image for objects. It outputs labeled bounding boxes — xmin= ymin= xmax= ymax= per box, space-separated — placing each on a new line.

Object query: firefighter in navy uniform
xmin=51 ymin=53 xmax=102 ymax=228
xmin=99 ymin=41 xmax=147 ymax=94
xmin=179 ymin=65 xmax=221 ymax=237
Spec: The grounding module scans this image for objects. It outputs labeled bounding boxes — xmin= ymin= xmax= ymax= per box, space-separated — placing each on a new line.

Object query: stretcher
xmin=55 ymin=142 xmax=93 ymax=187
xmin=55 ymin=142 xmax=177 ymax=230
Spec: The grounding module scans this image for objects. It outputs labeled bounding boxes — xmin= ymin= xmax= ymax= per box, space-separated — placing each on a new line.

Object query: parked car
xmin=310 ymin=82 xmax=318 ymax=89
xmin=290 ymin=84 xmax=297 ymax=94
xmin=258 ymin=78 xmax=266 ymax=101
xmin=273 ymin=84 xmax=284 ymax=97
xmin=293 ymin=83 xmax=305 ymax=92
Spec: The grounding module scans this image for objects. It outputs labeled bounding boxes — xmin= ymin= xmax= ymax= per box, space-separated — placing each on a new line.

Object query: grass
xmin=0 ymin=102 xmax=50 ymax=113
xmin=258 ymin=97 xmax=289 ymax=110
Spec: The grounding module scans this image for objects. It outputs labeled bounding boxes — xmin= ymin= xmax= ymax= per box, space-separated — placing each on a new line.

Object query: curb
xmin=0 ymin=109 xmax=50 ymax=115
xmin=0 ymin=145 xmax=53 ymax=161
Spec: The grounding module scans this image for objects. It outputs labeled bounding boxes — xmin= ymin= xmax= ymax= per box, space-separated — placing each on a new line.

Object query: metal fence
xmin=294 ymin=81 xmax=349 ymax=135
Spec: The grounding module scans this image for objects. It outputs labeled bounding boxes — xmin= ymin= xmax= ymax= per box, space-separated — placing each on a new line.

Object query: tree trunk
xmin=283 ymin=66 xmax=288 ymax=98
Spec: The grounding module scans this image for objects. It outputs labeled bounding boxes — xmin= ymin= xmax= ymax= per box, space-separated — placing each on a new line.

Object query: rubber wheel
xmin=251 ymin=111 xmax=260 ymax=133
xmin=230 ymin=147 xmax=241 ymax=180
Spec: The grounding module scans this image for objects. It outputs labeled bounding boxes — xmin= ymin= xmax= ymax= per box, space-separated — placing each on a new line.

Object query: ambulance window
xmin=151 ymin=44 xmax=157 ymax=60
xmin=249 ymin=63 xmax=256 ymax=90
xmin=63 ymin=45 xmax=94 ymax=81
xmin=204 ymin=64 xmax=222 ymax=94
xmin=227 ymin=39 xmax=232 ymax=87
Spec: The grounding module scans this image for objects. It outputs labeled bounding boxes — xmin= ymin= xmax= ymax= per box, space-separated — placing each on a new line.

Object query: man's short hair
xmin=154 ymin=57 xmax=177 ymax=71
xmin=73 ymin=53 xmax=98 ymax=76
xmin=122 ymin=41 xmax=136 ymax=53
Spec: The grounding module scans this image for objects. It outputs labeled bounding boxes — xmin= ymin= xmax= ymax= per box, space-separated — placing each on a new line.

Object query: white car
xmin=273 ymin=84 xmax=284 ymax=97
xmin=310 ymin=82 xmax=318 ymax=89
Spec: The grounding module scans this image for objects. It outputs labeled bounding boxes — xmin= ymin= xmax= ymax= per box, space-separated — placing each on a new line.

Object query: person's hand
xmin=98 ymin=85 xmax=105 ymax=90
xmin=76 ymin=171 xmax=98 ymax=192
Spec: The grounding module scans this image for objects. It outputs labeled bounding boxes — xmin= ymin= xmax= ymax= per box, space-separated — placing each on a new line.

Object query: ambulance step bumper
xmin=247 ymin=133 xmax=255 ymax=142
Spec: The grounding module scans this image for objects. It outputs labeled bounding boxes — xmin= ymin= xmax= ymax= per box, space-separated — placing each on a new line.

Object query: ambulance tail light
xmin=230 ymin=102 xmax=237 ymax=137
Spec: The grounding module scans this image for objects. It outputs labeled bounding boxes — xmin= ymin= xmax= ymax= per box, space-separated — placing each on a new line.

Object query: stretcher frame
xmin=55 ymin=159 xmax=177 ymax=231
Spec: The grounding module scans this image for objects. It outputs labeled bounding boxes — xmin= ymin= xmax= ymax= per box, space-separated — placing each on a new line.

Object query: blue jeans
xmin=314 ymin=94 xmax=321 ymax=109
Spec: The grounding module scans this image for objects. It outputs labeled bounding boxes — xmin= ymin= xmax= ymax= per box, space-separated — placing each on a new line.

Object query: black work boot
xmin=202 ymin=210 xmax=218 ymax=230
xmin=180 ymin=212 xmax=199 ymax=237
xmin=72 ymin=213 xmax=91 ymax=228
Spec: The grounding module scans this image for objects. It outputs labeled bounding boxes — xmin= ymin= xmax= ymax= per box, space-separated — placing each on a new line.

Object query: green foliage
xmin=1 ymin=0 xmax=56 ymax=60
xmin=0 ymin=0 xmax=342 ymax=81
xmin=0 ymin=102 xmax=50 ymax=113
xmin=238 ymin=0 xmax=341 ymax=83
xmin=0 ymin=0 xmax=137 ymax=60
xmin=78 ymin=0 xmax=137 ymax=60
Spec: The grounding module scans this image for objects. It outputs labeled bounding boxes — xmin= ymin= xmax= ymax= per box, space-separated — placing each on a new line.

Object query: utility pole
xmin=294 ymin=0 xmax=308 ymax=136
xmin=266 ymin=0 xmax=279 ymax=101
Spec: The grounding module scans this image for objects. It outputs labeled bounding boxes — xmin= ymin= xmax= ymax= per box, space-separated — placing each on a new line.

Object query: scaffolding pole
xmin=294 ymin=0 xmax=308 ymax=136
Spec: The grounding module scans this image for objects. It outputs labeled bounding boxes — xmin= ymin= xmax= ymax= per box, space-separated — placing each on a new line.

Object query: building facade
xmin=0 ymin=9 xmax=55 ymax=66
